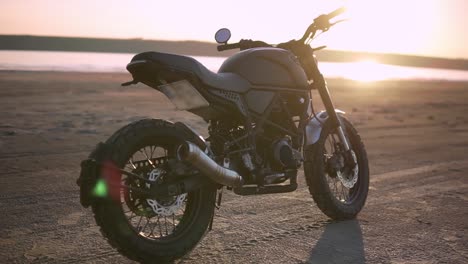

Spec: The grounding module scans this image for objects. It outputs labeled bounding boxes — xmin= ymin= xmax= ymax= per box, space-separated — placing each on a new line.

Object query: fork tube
xmin=316 ymin=74 xmax=351 ymax=151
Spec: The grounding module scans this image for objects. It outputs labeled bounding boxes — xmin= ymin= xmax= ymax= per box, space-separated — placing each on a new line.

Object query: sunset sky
xmin=1 ymin=0 xmax=467 ymax=59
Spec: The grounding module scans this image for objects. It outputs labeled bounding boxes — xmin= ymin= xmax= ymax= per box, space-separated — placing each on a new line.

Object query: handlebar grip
xmin=326 ymin=7 xmax=346 ymax=20
xmin=217 ymin=43 xmax=241 ymax=51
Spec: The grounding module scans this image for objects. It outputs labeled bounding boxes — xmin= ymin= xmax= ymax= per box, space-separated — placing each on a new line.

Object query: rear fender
xmin=77 ymin=142 xmax=112 ymax=207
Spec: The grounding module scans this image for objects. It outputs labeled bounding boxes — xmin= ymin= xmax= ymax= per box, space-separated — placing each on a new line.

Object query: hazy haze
xmin=1 ymin=0 xmax=467 ymax=59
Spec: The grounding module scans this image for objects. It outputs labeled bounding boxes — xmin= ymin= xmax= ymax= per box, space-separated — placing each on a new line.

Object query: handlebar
xmin=300 ymin=6 xmax=346 ymax=42
xmin=217 ymin=7 xmax=346 ymax=52
xmin=326 ymin=7 xmax=346 ymax=20
xmin=217 ymin=40 xmax=272 ymax=52
xmin=217 ymin=42 xmax=241 ymax=51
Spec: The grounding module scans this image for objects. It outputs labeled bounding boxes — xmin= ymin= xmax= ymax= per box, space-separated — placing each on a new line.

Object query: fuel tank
xmin=218 ymin=48 xmax=309 ymax=89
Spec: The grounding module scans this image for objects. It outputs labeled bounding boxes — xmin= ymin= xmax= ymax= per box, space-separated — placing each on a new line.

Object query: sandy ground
xmin=0 ymin=71 xmax=467 ymax=263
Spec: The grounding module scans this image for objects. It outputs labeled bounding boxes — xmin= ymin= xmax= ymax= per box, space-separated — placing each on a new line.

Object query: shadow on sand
xmin=307 ymin=219 xmax=365 ymax=264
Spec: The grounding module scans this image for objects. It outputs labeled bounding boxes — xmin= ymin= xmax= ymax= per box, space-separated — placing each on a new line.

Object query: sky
xmin=1 ymin=0 xmax=467 ymax=59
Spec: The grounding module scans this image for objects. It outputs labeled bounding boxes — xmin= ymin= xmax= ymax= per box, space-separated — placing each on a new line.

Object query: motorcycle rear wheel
xmin=304 ymin=116 xmax=369 ymax=220
xmin=91 ymin=119 xmax=216 ymax=263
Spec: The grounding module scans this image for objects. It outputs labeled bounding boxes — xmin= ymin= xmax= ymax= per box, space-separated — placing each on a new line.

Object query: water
xmin=1 ymin=50 xmax=467 ymax=82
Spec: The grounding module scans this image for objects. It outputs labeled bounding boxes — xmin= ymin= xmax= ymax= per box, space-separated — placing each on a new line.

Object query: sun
xmin=325 ymin=59 xmax=394 ymax=82
xmin=325 ymin=0 xmax=438 ymax=56
xmin=346 ymin=60 xmax=384 ymax=82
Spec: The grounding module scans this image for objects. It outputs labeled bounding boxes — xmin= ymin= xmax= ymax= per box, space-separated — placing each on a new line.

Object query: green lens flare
xmin=93 ymin=179 xmax=108 ymax=197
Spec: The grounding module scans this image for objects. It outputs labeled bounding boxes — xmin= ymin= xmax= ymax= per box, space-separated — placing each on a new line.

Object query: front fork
xmin=298 ymin=45 xmax=351 ymax=152
xmin=315 ymin=74 xmax=351 ymax=151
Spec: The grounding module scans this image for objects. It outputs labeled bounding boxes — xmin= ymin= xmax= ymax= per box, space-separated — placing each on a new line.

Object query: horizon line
xmin=2 ymin=34 xmax=468 ymax=61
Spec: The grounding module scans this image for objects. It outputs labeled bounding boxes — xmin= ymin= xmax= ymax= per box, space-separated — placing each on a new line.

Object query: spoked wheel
xmin=91 ymin=119 xmax=216 ymax=263
xmin=305 ymin=116 xmax=369 ymax=220
xmin=121 ymin=145 xmax=188 ymax=240
xmin=323 ymin=133 xmax=360 ymax=205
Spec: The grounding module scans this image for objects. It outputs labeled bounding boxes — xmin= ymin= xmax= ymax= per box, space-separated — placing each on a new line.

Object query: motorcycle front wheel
xmin=91 ymin=119 xmax=216 ymax=263
xmin=304 ymin=116 xmax=369 ymax=220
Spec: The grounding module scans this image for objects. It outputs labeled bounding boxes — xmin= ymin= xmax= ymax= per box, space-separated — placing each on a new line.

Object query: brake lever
xmin=312 ymin=45 xmax=327 ymax=52
xmin=319 ymin=18 xmax=348 ymax=33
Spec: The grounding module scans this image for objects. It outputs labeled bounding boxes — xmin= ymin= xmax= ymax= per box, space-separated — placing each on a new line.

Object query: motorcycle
xmin=77 ymin=7 xmax=369 ymax=263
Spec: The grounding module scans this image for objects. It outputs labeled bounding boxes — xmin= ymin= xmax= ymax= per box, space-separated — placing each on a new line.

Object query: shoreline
xmin=2 ymin=35 xmax=468 ymax=70
xmin=1 ymin=70 xmax=468 ymax=85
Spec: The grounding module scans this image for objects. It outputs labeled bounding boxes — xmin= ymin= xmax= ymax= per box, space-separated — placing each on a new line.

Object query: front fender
xmin=304 ymin=109 xmax=346 ymax=146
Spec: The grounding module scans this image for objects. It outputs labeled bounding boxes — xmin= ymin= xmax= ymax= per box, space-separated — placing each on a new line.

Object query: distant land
xmin=1 ymin=35 xmax=467 ymax=71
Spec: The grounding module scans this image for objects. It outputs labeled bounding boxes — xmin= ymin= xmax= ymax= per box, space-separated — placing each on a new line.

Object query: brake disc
xmin=337 ymin=150 xmax=359 ymax=188
xmin=146 ymin=168 xmax=187 ymax=217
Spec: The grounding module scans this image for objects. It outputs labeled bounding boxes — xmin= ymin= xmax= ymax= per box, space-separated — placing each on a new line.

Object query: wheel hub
xmin=337 ymin=150 xmax=359 ymax=188
xmin=146 ymin=168 xmax=187 ymax=217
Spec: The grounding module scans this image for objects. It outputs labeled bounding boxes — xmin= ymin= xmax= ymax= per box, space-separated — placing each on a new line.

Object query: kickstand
xmin=209 ymin=214 xmax=214 ymax=231
xmin=216 ymin=187 xmax=223 ymax=209
xmin=209 ymin=187 xmax=224 ymax=231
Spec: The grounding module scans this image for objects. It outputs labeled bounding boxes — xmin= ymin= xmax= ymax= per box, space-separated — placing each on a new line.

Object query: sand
xmin=0 ymin=71 xmax=467 ymax=263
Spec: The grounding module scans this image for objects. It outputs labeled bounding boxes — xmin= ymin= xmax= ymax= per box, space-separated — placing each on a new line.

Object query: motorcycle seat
xmin=129 ymin=52 xmax=251 ymax=93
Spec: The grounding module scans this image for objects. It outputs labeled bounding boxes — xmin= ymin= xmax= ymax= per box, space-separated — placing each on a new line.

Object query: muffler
xmin=177 ymin=141 xmax=244 ymax=187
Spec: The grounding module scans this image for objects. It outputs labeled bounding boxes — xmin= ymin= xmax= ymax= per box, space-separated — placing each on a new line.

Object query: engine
xmin=207 ymin=119 xmax=301 ymax=185
xmin=270 ymin=137 xmax=298 ymax=170
xmin=207 ymin=120 xmax=250 ymax=175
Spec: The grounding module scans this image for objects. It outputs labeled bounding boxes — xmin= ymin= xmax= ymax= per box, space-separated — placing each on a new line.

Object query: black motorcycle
xmin=77 ymin=7 xmax=369 ymax=263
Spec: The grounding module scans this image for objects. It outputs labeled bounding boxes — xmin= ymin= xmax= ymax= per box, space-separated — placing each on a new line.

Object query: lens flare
xmin=93 ymin=179 xmax=108 ymax=197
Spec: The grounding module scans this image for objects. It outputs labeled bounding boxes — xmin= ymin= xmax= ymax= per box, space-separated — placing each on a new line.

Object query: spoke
xmin=141 ymin=217 xmax=150 ymax=234
xmin=124 ymin=163 xmax=135 ymax=171
xmin=157 ymin=216 xmax=163 ymax=237
xmin=136 ymin=216 xmax=143 ymax=230
xmin=139 ymin=150 xmax=156 ymax=168
xmin=126 ymin=210 xmax=134 ymax=217
xmin=128 ymin=158 xmax=137 ymax=170
xmin=149 ymin=145 xmax=156 ymax=159
xmin=342 ymin=181 xmax=347 ymax=200
xmin=336 ymin=178 xmax=342 ymax=201
xmin=149 ymin=220 xmax=157 ymax=238
xmin=142 ymin=147 xmax=150 ymax=160
xmin=333 ymin=178 xmax=338 ymax=198
xmin=339 ymin=183 xmax=345 ymax=202
xmin=342 ymin=182 xmax=350 ymax=201
xmin=331 ymin=133 xmax=337 ymax=144
xmin=128 ymin=214 xmax=138 ymax=220
xmin=329 ymin=177 xmax=335 ymax=192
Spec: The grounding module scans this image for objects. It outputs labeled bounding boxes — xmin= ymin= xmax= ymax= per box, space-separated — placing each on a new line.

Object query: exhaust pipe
xmin=177 ymin=142 xmax=244 ymax=187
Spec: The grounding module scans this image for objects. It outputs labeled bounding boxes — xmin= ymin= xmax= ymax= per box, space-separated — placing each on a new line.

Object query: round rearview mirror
xmin=215 ymin=28 xmax=231 ymax=44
